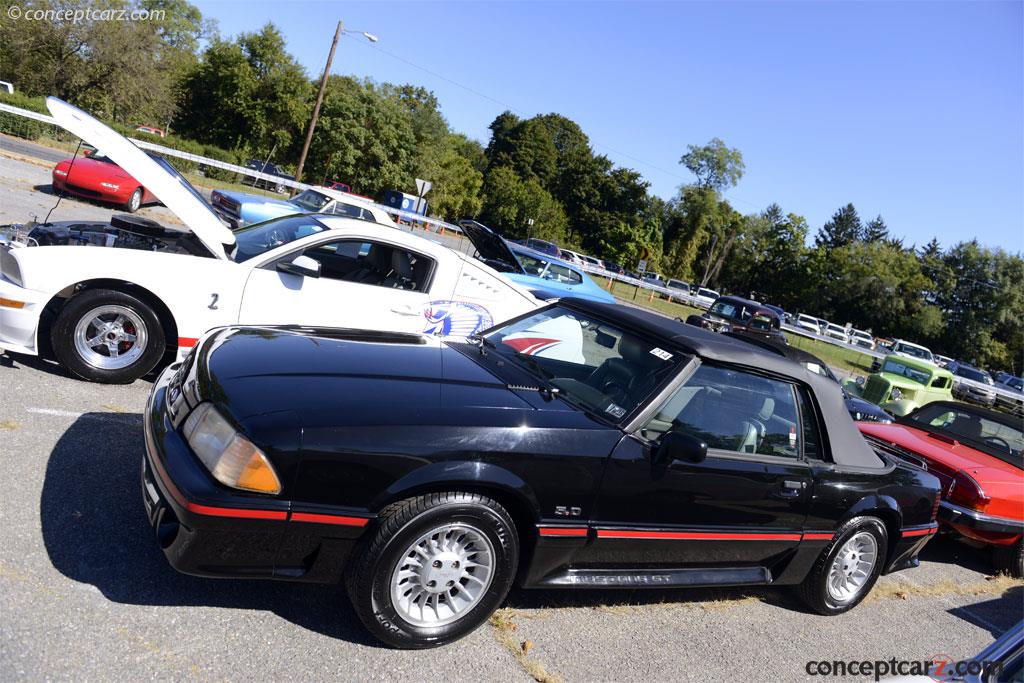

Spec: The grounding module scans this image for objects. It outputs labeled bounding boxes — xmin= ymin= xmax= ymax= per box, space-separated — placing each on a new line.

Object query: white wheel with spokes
xmin=347 ymin=492 xmax=519 ymax=649
xmin=826 ymin=531 xmax=878 ymax=603
xmin=73 ymin=304 xmax=148 ymax=370
xmin=52 ymin=288 xmax=166 ymax=383
xmin=390 ymin=523 xmax=495 ymax=627
xmin=799 ymin=516 xmax=887 ymax=616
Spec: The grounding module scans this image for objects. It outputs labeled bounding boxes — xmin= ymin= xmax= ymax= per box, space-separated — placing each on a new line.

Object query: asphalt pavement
xmin=1 ymin=141 xmax=1022 ymax=682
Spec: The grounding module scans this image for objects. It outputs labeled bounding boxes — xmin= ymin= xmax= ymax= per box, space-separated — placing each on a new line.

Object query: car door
xmin=581 ymin=360 xmax=815 ymax=569
xmin=237 ymin=235 xmax=433 ymax=333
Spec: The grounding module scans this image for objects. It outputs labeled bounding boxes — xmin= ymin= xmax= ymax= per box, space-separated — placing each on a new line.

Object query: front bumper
xmin=0 ymin=272 xmax=47 ymax=355
xmin=938 ymin=501 xmax=1024 ymax=545
xmin=142 ymin=364 xmax=370 ymax=582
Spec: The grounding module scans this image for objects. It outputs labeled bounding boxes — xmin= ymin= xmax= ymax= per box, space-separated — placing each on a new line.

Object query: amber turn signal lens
xmin=0 ymin=298 xmax=26 ymax=309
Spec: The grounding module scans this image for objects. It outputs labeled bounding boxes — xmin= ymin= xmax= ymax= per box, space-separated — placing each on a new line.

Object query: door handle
xmin=390 ymin=305 xmax=421 ymax=316
xmin=778 ymin=480 xmax=806 ymax=498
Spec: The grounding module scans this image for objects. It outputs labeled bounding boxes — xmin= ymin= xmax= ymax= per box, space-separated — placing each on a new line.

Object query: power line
xmin=347 ymin=35 xmax=771 ymax=212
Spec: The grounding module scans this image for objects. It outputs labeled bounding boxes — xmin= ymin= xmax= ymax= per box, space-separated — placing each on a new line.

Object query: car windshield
xmin=895 ymin=343 xmax=932 ymax=361
xmin=710 ymin=301 xmax=751 ymax=321
xmin=231 ymin=215 xmax=329 ymax=262
xmin=698 ymin=288 xmax=718 ymax=298
xmin=291 ymin=189 xmax=333 ymax=212
xmin=483 ymin=306 xmax=683 ymax=421
xmin=668 ymin=281 xmax=688 ymax=291
xmin=827 ymin=324 xmax=845 ymax=333
xmin=881 ymin=359 xmax=931 ymax=385
xmin=956 ymin=367 xmax=992 ymax=384
xmin=1008 ymin=377 xmax=1024 ymax=391
xmin=904 ymin=404 xmax=1023 ymax=466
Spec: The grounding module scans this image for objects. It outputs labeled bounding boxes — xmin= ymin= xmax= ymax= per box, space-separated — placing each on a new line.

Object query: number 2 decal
xmin=208 ymin=293 xmax=219 ymax=310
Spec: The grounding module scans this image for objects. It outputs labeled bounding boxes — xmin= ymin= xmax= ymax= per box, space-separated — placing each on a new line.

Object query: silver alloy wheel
xmin=73 ymin=304 xmax=148 ymax=370
xmin=128 ymin=188 xmax=142 ymax=211
xmin=390 ymin=523 xmax=495 ymax=627
xmin=827 ymin=531 xmax=878 ymax=603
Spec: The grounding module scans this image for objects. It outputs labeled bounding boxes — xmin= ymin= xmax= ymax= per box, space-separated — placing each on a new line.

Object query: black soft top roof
xmin=561 ymin=299 xmax=885 ymax=469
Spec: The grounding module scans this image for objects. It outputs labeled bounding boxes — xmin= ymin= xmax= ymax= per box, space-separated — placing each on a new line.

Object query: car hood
xmin=57 ymin=155 xmax=133 ymax=180
xmin=875 ymin=373 xmax=930 ymax=391
xmin=195 ymin=326 xmax=600 ymax=430
xmin=457 ymin=220 xmax=524 ymax=275
xmin=46 ymin=97 xmax=235 ymax=258
xmin=213 ymin=190 xmax=298 ymax=211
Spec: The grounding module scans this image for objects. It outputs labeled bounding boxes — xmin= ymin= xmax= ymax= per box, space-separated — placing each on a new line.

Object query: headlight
xmin=182 ymin=403 xmax=282 ymax=494
xmin=890 ymin=387 xmax=902 ymax=401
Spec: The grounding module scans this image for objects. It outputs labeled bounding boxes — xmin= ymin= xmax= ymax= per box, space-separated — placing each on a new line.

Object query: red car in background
xmin=52 ymin=149 xmax=158 ymax=213
xmin=859 ymin=401 xmax=1023 ymax=577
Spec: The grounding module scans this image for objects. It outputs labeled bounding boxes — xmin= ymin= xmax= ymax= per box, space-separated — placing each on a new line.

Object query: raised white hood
xmin=46 ymin=97 xmax=237 ymax=258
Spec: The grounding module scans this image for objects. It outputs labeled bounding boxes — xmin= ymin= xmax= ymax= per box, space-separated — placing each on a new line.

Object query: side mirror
xmin=277 ymin=254 xmax=321 ymax=278
xmin=655 ymin=431 xmax=707 ymax=464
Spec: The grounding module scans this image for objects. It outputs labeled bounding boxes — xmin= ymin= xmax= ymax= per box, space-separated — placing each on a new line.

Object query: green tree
xmin=678 ymin=137 xmax=745 ymax=192
xmin=815 ymin=203 xmax=863 ymax=250
xmin=178 ymin=23 xmax=311 ymax=153
xmin=864 ymin=215 xmax=888 ymax=242
xmin=302 ymin=76 xmax=416 ymax=196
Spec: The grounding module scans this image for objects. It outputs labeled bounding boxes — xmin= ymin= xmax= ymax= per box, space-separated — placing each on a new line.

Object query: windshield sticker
xmin=649 ymin=347 xmax=673 ymax=361
xmin=789 ymin=426 xmax=797 ymax=449
xmin=606 ymin=403 xmax=627 ymax=419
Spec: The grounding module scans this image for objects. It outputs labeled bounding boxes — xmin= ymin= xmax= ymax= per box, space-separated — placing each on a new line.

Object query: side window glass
xmin=544 ymin=264 xmax=582 ymax=284
xmin=332 ymin=202 xmax=363 ymax=218
xmin=302 ymin=240 xmax=433 ymax=292
xmin=640 ymin=364 xmax=802 ymax=458
xmin=796 ymin=387 xmax=823 ymax=460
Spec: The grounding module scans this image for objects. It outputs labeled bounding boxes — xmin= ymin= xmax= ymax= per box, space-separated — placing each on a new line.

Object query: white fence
xmin=0 ymin=102 xmax=464 ymax=235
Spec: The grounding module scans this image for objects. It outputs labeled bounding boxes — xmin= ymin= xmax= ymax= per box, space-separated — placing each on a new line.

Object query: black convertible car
xmin=142 ymin=299 xmax=940 ymax=648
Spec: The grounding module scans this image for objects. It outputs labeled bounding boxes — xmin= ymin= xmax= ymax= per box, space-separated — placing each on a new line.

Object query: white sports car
xmin=0 ymin=98 xmax=541 ymax=383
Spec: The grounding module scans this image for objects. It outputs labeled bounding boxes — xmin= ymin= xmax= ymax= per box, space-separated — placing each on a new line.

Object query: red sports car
xmin=859 ymin=401 xmax=1023 ymax=576
xmin=52 ymin=149 xmax=158 ymax=213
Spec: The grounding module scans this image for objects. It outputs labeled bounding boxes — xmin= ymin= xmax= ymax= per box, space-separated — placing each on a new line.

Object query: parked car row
xmin=2 ymin=98 xmax=973 ymax=650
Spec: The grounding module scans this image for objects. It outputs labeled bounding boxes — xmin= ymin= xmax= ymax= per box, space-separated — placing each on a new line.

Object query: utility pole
xmin=294 ymin=20 xmax=343 ymax=186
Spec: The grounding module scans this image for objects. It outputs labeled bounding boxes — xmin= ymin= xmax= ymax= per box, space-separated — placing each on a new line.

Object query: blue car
xmin=458 ymin=220 xmax=616 ymax=304
xmin=210 ymin=187 xmax=393 ymax=229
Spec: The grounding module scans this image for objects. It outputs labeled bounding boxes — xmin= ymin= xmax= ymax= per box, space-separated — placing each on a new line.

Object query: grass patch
xmin=489 ymin=608 xmax=564 ymax=683
xmin=865 ymin=575 xmax=1023 ymax=604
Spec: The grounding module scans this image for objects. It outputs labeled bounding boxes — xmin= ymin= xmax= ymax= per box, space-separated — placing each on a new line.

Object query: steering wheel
xmin=983 ymin=436 xmax=1011 ymax=453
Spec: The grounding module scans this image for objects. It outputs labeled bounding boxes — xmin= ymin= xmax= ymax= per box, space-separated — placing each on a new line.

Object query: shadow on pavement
xmin=948 ymin=586 xmax=1024 ymax=638
xmin=39 ymin=412 xmax=378 ymax=647
xmin=920 ymin=533 xmax=998 ymax=575
xmin=3 ymin=351 xmax=162 ymax=385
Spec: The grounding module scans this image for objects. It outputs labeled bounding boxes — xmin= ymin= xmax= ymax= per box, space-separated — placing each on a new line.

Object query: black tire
xmin=798 ymin=516 xmax=887 ymax=615
xmin=993 ymin=539 xmax=1024 ymax=578
xmin=125 ymin=187 xmax=143 ymax=213
xmin=51 ymin=288 xmax=166 ymax=384
xmin=346 ymin=492 xmax=519 ymax=649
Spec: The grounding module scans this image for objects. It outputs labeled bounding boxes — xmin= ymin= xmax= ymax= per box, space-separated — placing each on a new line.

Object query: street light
xmin=294 ymin=21 xmax=378 ymax=186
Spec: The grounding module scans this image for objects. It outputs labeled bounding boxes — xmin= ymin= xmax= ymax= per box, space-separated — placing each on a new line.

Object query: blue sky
xmin=194 ymin=1 xmax=1023 ymax=252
